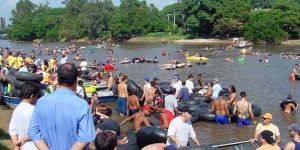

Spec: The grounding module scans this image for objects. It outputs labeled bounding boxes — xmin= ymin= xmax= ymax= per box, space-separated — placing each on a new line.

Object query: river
xmin=1 ymin=40 xmax=300 ymax=147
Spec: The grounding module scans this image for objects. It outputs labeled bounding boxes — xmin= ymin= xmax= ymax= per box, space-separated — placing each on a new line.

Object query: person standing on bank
xmin=28 ymin=63 xmax=96 ymax=150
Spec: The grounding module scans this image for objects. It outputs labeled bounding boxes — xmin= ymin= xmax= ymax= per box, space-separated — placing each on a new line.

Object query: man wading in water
xmin=211 ymin=91 xmax=231 ymax=124
xmin=120 ymin=105 xmax=152 ymax=133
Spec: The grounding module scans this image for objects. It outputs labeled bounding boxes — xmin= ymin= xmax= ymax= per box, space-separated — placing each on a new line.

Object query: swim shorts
xmin=237 ymin=117 xmax=251 ymax=127
xmin=129 ymin=109 xmax=139 ymax=117
xmin=117 ymin=97 xmax=127 ymax=114
xmin=215 ymin=115 xmax=229 ymax=125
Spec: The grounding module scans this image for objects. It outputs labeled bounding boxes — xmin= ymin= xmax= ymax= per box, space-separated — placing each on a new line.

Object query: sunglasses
xmin=262 ymin=117 xmax=269 ymax=120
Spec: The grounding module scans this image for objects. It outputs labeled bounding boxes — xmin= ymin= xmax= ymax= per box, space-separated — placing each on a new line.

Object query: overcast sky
xmin=0 ymin=0 xmax=177 ymax=25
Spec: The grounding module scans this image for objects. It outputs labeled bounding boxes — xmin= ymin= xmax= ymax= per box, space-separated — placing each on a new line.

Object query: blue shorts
xmin=215 ymin=115 xmax=229 ymax=125
xmin=237 ymin=117 xmax=251 ymax=127
xmin=117 ymin=97 xmax=127 ymax=114
xmin=12 ymin=68 xmax=18 ymax=75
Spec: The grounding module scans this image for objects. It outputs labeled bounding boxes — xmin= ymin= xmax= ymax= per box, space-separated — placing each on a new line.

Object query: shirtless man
xmin=233 ymin=92 xmax=256 ymax=126
xmin=117 ymin=76 xmax=129 ymax=116
xmin=106 ymin=73 xmax=113 ymax=91
xmin=120 ymin=105 xmax=152 ymax=132
xmin=227 ymin=85 xmax=236 ymax=106
xmin=127 ymin=89 xmax=140 ymax=116
xmin=291 ymin=64 xmax=299 ymax=81
xmin=279 ymin=95 xmax=298 ymax=113
xmin=144 ymin=81 xmax=156 ymax=106
xmin=211 ymin=92 xmax=231 ymax=124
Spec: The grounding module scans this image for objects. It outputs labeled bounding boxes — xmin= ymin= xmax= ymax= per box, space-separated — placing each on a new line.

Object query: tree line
xmin=7 ymin=0 xmax=300 ymax=44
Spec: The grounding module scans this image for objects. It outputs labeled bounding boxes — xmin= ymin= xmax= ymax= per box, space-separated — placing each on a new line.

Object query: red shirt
xmin=160 ymin=110 xmax=174 ymax=127
xmin=104 ymin=63 xmax=113 ymax=72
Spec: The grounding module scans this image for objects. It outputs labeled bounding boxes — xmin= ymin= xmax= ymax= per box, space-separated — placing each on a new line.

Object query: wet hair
xmin=182 ymin=81 xmax=186 ymax=85
xmin=287 ymin=94 xmax=292 ymax=99
xmin=198 ymin=74 xmax=202 ymax=77
xmin=208 ymin=81 xmax=213 ymax=87
xmin=92 ymin=92 xmax=98 ymax=97
xmin=131 ymin=89 xmax=137 ymax=95
xmin=218 ymin=91 xmax=224 ymax=97
xmin=150 ymin=81 xmax=156 ymax=87
xmin=119 ymin=72 xmax=124 ymax=76
xmin=78 ymin=80 xmax=83 ymax=85
xmin=188 ymin=75 xmax=193 ymax=79
xmin=240 ymin=92 xmax=246 ymax=98
xmin=122 ymin=76 xmax=128 ymax=81
xmin=229 ymin=85 xmax=236 ymax=93
xmin=57 ymin=63 xmax=78 ymax=87
xmin=95 ymin=131 xmax=117 ymax=150
xmin=169 ymin=88 xmax=176 ymax=94
xmin=20 ymin=81 xmax=42 ymax=99
xmin=156 ymin=102 xmax=165 ymax=108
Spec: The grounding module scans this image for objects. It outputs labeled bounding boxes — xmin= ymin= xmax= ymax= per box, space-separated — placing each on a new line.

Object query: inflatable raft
xmin=186 ymin=56 xmax=209 ymax=61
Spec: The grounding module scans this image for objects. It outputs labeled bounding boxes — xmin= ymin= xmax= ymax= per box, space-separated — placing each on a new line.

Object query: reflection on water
xmin=1 ymin=40 xmax=299 ymax=147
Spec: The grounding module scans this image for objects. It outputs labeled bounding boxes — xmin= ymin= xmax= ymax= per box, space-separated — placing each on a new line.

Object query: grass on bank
xmin=0 ymin=128 xmax=10 ymax=150
xmin=130 ymin=32 xmax=193 ymax=42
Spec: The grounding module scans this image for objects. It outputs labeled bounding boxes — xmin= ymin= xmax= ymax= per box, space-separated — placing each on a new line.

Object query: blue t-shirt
xmin=212 ymin=84 xmax=222 ymax=99
xmin=28 ymin=88 xmax=96 ymax=150
xmin=178 ymin=87 xmax=189 ymax=101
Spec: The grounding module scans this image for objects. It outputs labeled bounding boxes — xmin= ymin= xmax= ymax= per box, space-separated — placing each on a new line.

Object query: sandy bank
xmin=127 ymin=38 xmax=232 ymax=44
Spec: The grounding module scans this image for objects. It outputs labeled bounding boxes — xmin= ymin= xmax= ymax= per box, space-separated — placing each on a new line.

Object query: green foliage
xmin=10 ymin=0 xmax=37 ymax=24
xmin=244 ymin=10 xmax=288 ymax=44
xmin=215 ymin=0 xmax=251 ymax=36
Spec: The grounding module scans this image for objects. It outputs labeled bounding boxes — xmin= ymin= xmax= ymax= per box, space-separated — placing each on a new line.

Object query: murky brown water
xmin=1 ymin=40 xmax=300 ymax=148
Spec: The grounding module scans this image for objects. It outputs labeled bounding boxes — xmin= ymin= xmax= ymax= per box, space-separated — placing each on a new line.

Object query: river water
xmin=1 ymin=40 xmax=300 ymax=147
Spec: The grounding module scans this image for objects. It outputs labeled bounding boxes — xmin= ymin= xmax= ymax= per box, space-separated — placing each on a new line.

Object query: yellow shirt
xmin=49 ymin=59 xmax=54 ymax=66
xmin=6 ymin=56 xmax=13 ymax=67
xmin=0 ymin=55 xmax=2 ymax=66
xmin=12 ymin=57 xmax=18 ymax=69
xmin=256 ymin=123 xmax=280 ymax=137
xmin=17 ymin=56 xmax=23 ymax=68
xmin=256 ymin=144 xmax=281 ymax=150
xmin=26 ymin=58 xmax=33 ymax=64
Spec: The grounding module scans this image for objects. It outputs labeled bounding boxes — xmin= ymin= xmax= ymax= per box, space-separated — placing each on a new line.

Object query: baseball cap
xmin=263 ymin=113 xmax=272 ymax=120
xmin=106 ymin=60 xmax=110 ymax=63
xmin=213 ymin=78 xmax=218 ymax=82
xmin=143 ymin=105 xmax=153 ymax=112
xmin=260 ymin=130 xmax=276 ymax=144
xmin=181 ymin=106 xmax=193 ymax=114
xmin=173 ymin=75 xmax=180 ymax=79
xmin=144 ymin=77 xmax=149 ymax=82
xmin=153 ymin=77 xmax=159 ymax=81
xmin=25 ymin=61 xmax=30 ymax=65
xmin=288 ymin=124 xmax=300 ymax=133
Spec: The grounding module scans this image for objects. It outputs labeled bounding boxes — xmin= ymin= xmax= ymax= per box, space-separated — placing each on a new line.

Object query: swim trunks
xmin=237 ymin=117 xmax=251 ymax=127
xmin=117 ymin=97 xmax=127 ymax=114
xmin=129 ymin=109 xmax=139 ymax=117
xmin=215 ymin=115 xmax=229 ymax=125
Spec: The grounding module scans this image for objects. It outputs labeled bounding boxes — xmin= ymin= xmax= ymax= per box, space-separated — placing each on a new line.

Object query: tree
xmin=10 ymin=0 xmax=37 ymax=24
xmin=244 ymin=10 xmax=288 ymax=44
xmin=215 ymin=0 xmax=251 ymax=37
xmin=249 ymin=0 xmax=273 ymax=9
xmin=272 ymin=0 xmax=300 ymax=39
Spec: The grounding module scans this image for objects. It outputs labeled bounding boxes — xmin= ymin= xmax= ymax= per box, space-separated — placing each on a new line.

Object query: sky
xmin=0 ymin=0 xmax=177 ymax=25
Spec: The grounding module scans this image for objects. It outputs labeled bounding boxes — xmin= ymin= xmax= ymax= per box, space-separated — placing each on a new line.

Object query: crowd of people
xmin=1 ymin=43 xmax=300 ymax=150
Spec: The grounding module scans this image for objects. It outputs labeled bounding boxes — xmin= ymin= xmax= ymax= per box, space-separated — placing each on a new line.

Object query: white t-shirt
xmin=146 ymin=83 xmax=151 ymax=89
xmin=9 ymin=102 xmax=38 ymax=150
xmin=212 ymin=83 xmax=222 ymax=99
xmin=77 ymin=86 xmax=84 ymax=98
xmin=166 ymin=116 xmax=196 ymax=148
xmin=80 ymin=61 xmax=88 ymax=71
xmin=19 ymin=66 xmax=29 ymax=72
xmin=172 ymin=82 xmax=182 ymax=97
xmin=164 ymin=95 xmax=178 ymax=115
xmin=185 ymin=80 xmax=194 ymax=94
xmin=60 ymin=56 xmax=68 ymax=65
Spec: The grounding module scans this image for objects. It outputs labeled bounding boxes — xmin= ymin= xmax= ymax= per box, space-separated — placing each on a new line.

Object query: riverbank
xmin=281 ymin=40 xmax=300 ymax=45
xmin=0 ymin=105 xmax=14 ymax=150
xmin=127 ymin=37 xmax=232 ymax=44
